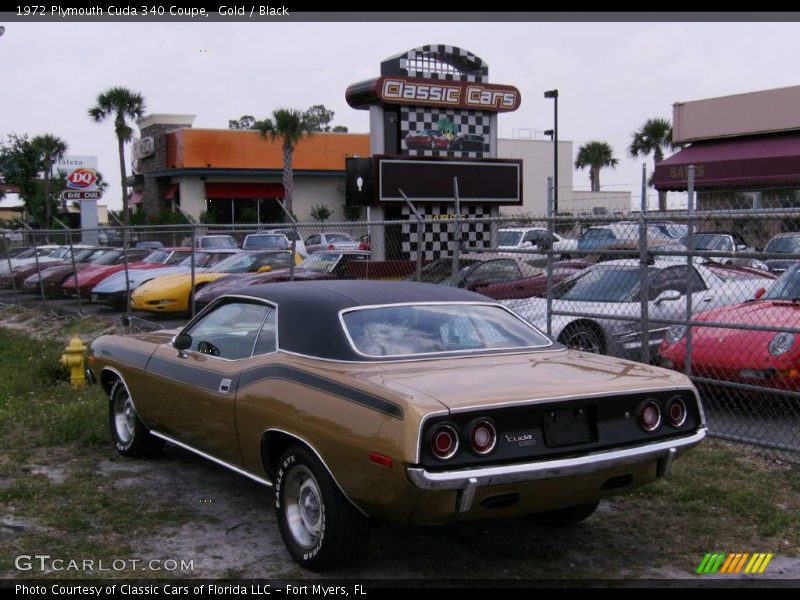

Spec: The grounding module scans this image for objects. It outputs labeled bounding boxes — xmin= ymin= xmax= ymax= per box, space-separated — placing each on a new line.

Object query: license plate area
xmin=542 ymin=407 xmax=597 ymax=447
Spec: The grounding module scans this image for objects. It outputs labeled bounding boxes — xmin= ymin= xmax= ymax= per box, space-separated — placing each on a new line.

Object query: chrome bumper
xmin=407 ymin=429 xmax=706 ymax=512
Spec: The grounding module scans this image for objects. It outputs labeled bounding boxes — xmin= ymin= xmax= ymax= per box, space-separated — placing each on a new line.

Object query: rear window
xmin=341 ymin=303 xmax=551 ymax=358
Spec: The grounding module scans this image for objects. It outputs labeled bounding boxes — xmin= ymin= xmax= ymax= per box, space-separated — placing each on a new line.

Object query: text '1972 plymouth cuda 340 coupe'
xmin=88 ymin=281 xmax=706 ymax=570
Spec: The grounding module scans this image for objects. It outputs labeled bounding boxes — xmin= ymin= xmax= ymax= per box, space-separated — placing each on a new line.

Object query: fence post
xmin=66 ymin=232 xmax=83 ymax=317
xmin=122 ymin=225 xmax=131 ymax=317
xmin=5 ymin=243 xmax=20 ymax=306
xmin=639 ymin=165 xmax=650 ymax=364
xmin=685 ymin=165 xmax=696 ymax=377
xmin=32 ymin=232 xmax=48 ymax=311
xmin=546 ymin=176 xmax=554 ymax=337
xmin=190 ymin=224 xmax=196 ymax=317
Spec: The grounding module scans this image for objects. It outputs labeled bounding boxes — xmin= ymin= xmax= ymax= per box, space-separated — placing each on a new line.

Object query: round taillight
xmin=667 ymin=397 xmax=687 ymax=427
xmin=431 ymin=424 xmax=459 ymax=460
xmin=469 ymin=420 xmax=497 ymax=455
xmin=328 ymin=243 xmax=335 ymax=250
xmin=639 ymin=400 xmax=662 ymax=432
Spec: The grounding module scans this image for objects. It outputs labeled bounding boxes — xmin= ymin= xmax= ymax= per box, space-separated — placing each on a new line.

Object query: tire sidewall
xmin=109 ymin=379 xmax=136 ymax=454
xmin=274 ymin=448 xmax=329 ymax=567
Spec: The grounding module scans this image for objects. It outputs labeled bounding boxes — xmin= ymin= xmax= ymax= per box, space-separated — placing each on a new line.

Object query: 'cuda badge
xmin=505 ymin=433 xmax=536 ymax=446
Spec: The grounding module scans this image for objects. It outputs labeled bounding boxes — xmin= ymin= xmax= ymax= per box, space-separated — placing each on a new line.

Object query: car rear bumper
xmin=406 ymin=429 xmax=705 ymax=513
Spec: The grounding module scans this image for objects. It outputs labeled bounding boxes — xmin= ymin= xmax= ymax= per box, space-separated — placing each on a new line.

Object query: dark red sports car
xmin=404 ymin=129 xmax=449 ymax=150
xmin=660 ymin=264 xmax=800 ymax=391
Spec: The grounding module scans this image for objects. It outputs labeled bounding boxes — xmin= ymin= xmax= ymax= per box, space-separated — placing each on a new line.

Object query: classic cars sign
xmin=376 ymin=76 xmax=520 ymax=112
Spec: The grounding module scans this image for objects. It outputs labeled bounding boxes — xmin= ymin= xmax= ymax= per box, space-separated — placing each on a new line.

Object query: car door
xmin=306 ymin=234 xmax=321 ymax=254
xmin=140 ymin=299 xmax=274 ymax=464
xmin=647 ymin=265 xmax=708 ymax=331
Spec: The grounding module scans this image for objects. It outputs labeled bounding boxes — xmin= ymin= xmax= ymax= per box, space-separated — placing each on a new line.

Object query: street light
xmin=544 ymin=89 xmax=558 ymax=215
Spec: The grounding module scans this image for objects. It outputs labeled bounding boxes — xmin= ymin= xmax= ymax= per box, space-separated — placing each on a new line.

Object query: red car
xmin=23 ymin=248 xmax=131 ymax=297
xmin=660 ymin=264 xmax=800 ymax=392
xmin=61 ymin=247 xmax=191 ymax=299
xmin=404 ymin=129 xmax=449 ymax=150
xmin=475 ymin=259 xmax=591 ymax=300
xmin=7 ymin=247 xmax=100 ymax=289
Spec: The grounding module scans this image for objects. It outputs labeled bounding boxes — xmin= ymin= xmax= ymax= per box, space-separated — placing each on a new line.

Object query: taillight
xmin=667 ymin=397 xmax=687 ymax=427
xmin=431 ymin=424 xmax=459 ymax=460
xmin=328 ymin=243 xmax=335 ymax=250
xmin=469 ymin=419 xmax=497 ymax=455
xmin=359 ymin=242 xmax=368 ymax=250
xmin=639 ymin=400 xmax=662 ymax=432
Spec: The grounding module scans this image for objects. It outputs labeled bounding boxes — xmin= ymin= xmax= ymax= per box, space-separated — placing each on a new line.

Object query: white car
xmin=305 ymin=232 xmax=360 ymax=254
xmin=194 ymin=235 xmax=239 ymax=250
xmin=502 ymin=257 xmax=775 ymax=361
xmin=498 ymin=227 xmax=577 ymax=258
xmin=262 ymin=228 xmax=308 ymax=258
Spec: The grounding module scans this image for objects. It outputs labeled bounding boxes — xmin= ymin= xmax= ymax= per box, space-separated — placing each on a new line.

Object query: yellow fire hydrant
xmin=59 ymin=335 xmax=87 ymax=388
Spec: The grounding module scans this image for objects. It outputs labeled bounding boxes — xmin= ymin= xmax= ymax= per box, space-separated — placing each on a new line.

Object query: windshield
xmin=327 ymin=233 xmax=353 ymax=242
xmin=683 ymin=233 xmax=733 ymax=251
xmin=342 ymin=304 xmax=551 ymax=358
xmin=179 ymin=251 xmax=235 ymax=268
xmin=498 ymin=231 xmax=523 ymax=246
xmin=553 ymin=265 xmax=656 ymax=302
xmin=765 ymin=265 xmax=800 ymax=300
xmin=212 ymin=252 xmax=293 ymax=273
xmin=298 ymin=252 xmax=343 ymax=273
xmin=91 ymin=250 xmax=123 ymax=265
xmin=74 ymin=248 xmax=99 ymax=262
xmin=245 ymin=235 xmax=290 ymax=250
xmin=201 ymin=236 xmax=238 ymax=248
xmin=142 ymin=250 xmax=170 ymax=264
xmin=417 ymin=259 xmax=478 ymax=285
xmin=765 ymin=236 xmax=800 ymax=254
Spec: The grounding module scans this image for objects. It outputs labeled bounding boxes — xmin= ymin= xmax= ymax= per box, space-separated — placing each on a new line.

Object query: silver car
xmin=503 ymin=258 xmax=775 ymax=361
xmin=304 ymin=232 xmax=360 ymax=254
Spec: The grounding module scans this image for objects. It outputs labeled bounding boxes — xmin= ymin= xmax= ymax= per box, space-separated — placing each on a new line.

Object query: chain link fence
xmin=1 ymin=206 xmax=798 ymax=461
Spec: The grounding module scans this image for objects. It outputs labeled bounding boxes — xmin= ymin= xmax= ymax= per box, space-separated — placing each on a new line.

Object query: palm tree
xmin=574 ymin=141 xmax=618 ymax=192
xmin=629 ymin=117 xmax=676 ymax=211
xmin=88 ymin=87 xmax=146 ymax=224
xmin=257 ymin=109 xmax=315 ymax=218
xmin=31 ymin=134 xmax=68 ymax=223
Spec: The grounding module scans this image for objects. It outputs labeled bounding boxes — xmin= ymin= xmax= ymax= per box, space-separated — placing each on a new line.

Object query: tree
xmin=88 ymin=86 xmax=146 ymax=225
xmin=574 ymin=141 xmax=618 ymax=192
xmin=228 ymin=115 xmax=256 ymax=130
xmin=257 ymin=109 xmax=315 ymax=218
xmin=31 ymin=134 xmax=68 ymax=222
xmin=332 ymin=125 xmax=349 ymax=133
xmin=629 ymin=118 xmax=676 ymax=211
xmin=303 ymin=104 xmax=336 ymax=132
xmin=0 ymin=134 xmax=43 ymax=221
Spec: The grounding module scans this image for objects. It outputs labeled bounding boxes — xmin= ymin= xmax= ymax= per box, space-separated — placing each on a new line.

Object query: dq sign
xmin=54 ymin=156 xmax=100 ymax=194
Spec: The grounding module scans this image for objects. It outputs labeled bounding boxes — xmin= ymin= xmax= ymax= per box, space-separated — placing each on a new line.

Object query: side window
xmin=185 ymin=302 xmax=271 ymax=360
xmin=253 ymin=309 xmax=278 ymax=356
xmin=650 ymin=266 xmax=703 ymax=299
xmin=307 ymin=234 xmax=320 ymax=245
xmin=464 ymin=260 xmax=522 ymax=288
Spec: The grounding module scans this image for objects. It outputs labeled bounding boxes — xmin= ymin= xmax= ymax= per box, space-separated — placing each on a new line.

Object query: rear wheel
xmin=275 ymin=445 xmax=370 ymax=570
xmin=559 ymin=323 xmax=606 ymax=354
xmin=108 ymin=379 xmax=163 ymax=457
xmin=529 ymin=501 xmax=600 ymax=526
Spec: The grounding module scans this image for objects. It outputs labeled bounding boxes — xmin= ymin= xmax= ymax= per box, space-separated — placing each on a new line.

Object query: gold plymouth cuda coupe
xmin=88 ymin=281 xmax=706 ymax=570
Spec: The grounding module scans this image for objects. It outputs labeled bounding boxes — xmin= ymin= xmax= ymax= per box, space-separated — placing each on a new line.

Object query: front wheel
xmin=108 ymin=379 xmax=163 ymax=458
xmin=559 ymin=323 xmax=606 ymax=354
xmin=275 ymin=446 xmax=370 ymax=571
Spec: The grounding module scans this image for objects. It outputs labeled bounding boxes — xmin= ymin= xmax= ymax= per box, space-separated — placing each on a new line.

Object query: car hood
xmin=370 ymin=349 xmax=693 ymax=411
xmin=764 ymin=258 xmax=799 ymax=272
xmin=93 ymin=266 xmax=203 ymax=293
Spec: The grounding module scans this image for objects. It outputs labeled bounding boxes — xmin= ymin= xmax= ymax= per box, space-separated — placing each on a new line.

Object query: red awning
xmin=164 ymin=184 xmax=179 ymax=200
xmin=654 ymin=133 xmax=800 ymax=191
xmin=130 ymin=191 xmax=143 ymax=205
xmin=205 ymin=182 xmax=285 ymax=199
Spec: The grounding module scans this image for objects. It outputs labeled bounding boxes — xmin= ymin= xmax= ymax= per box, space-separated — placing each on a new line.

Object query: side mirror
xmin=654 ymin=289 xmax=682 ymax=304
xmin=754 ymin=287 xmax=766 ymax=300
xmin=257 ymin=266 xmax=273 ymax=273
xmin=173 ymin=333 xmax=192 ymax=351
xmin=737 ymin=244 xmax=747 ymax=251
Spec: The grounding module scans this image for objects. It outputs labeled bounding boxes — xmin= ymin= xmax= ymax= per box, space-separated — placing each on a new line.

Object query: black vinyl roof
xmin=235 ymin=280 xmax=492 ymax=361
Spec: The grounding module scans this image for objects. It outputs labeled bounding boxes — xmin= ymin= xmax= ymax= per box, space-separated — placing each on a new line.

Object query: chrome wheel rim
xmin=284 ymin=465 xmax=322 ymax=549
xmin=564 ymin=330 xmax=602 ymax=353
xmin=113 ymin=391 xmax=136 ymax=444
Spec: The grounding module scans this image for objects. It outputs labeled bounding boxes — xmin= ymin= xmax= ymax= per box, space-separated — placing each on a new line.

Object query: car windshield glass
xmin=180 ymin=252 xmax=234 ymax=268
xmin=765 ymin=236 xmax=800 ymax=254
xmin=684 ymin=233 xmax=731 ymax=251
xmin=91 ymin=250 xmax=123 ymax=265
xmin=342 ymin=304 xmax=551 ymax=358
xmin=498 ymin=231 xmax=523 ymax=246
xmin=581 ymin=229 xmax=614 ymax=240
xmin=326 ymin=233 xmax=352 ymax=242
xmin=142 ymin=250 xmax=170 ymax=264
xmin=552 ymin=265 xmax=656 ymax=302
xmin=202 ymin=236 xmax=238 ymax=248
xmin=74 ymin=248 xmax=99 ymax=262
xmin=49 ymin=247 xmax=69 ymax=258
xmin=245 ymin=235 xmax=289 ymax=250
xmin=13 ymin=248 xmax=36 ymax=259
xmin=417 ymin=259 xmax=478 ymax=285
xmin=212 ymin=252 xmax=292 ymax=273
xmin=299 ymin=252 xmax=342 ymax=273
xmin=765 ymin=265 xmax=800 ymax=300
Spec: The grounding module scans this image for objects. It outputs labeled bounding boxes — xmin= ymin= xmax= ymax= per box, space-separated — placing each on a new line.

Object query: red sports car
xmin=660 ymin=264 xmax=800 ymax=391
xmin=61 ymin=247 xmax=190 ymax=299
xmin=404 ymin=129 xmax=449 ymax=150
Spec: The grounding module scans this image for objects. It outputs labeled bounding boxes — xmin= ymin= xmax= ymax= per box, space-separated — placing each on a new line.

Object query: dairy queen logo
xmin=66 ymin=168 xmax=97 ymax=190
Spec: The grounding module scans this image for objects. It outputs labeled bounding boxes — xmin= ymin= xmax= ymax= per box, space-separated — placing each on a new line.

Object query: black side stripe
xmin=147 ymin=355 xmax=241 ymax=394
xmin=239 ymin=365 xmax=403 ymax=420
xmin=97 ymin=346 xmax=152 ymax=371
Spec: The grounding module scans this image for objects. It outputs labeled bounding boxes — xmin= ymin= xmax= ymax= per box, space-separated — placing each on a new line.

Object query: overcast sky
xmin=3 ymin=17 xmax=800 ymax=212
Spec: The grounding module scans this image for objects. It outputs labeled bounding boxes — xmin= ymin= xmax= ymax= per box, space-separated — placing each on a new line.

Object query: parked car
xmin=679 ymin=232 xmax=764 ymax=268
xmin=0 ymin=245 xmax=63 ymax=280
xmin=413 ymin=253 xmax=543 ymax=294
xmin=404 ymin=129 xmax=449 ymax=150
xmin=498 ymin=227 xmax=577 ymax=260
xmin=90 ymin=250 xmax=239 ymax=306
xmin=503 ymin=258 xmax=776 ymax=361
xmin=449 ymin=133 xmax=486 ymax=152
xmin=0 ymin=246 xmax=32 ymax=259
xmin=660 ymin=263 xmax=800 ymax=392
xmin=762 ymin=232 xmax=800 ymax=274
xmin=577 ymin=223 xmax=673 ymax=252
xmin=195 ymin=234 xmax=239 ymax=250
xmin=130 ymin=250 xmax=298 ymax=313
xmin=304 ymin=232 xmax=360 ymax=254
xmin=135 ymin=241 xmax=164 ymax=250
xmin=23 ymin=248 xmax=122 ymax=297
xmin=15 ymin=246 xmax=103 ymax=290
xmin=242 ymin=233 xmax=291 ymax=252
xmin=90 ymin=280 xmax=706 ymax=570
xmin=263 ymin=228 xmax=308 ymax=258
xmin=0 ymin=228 xmax=24 ymax=244
xmin=194 ymin=250 xmax=371 ymax=310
